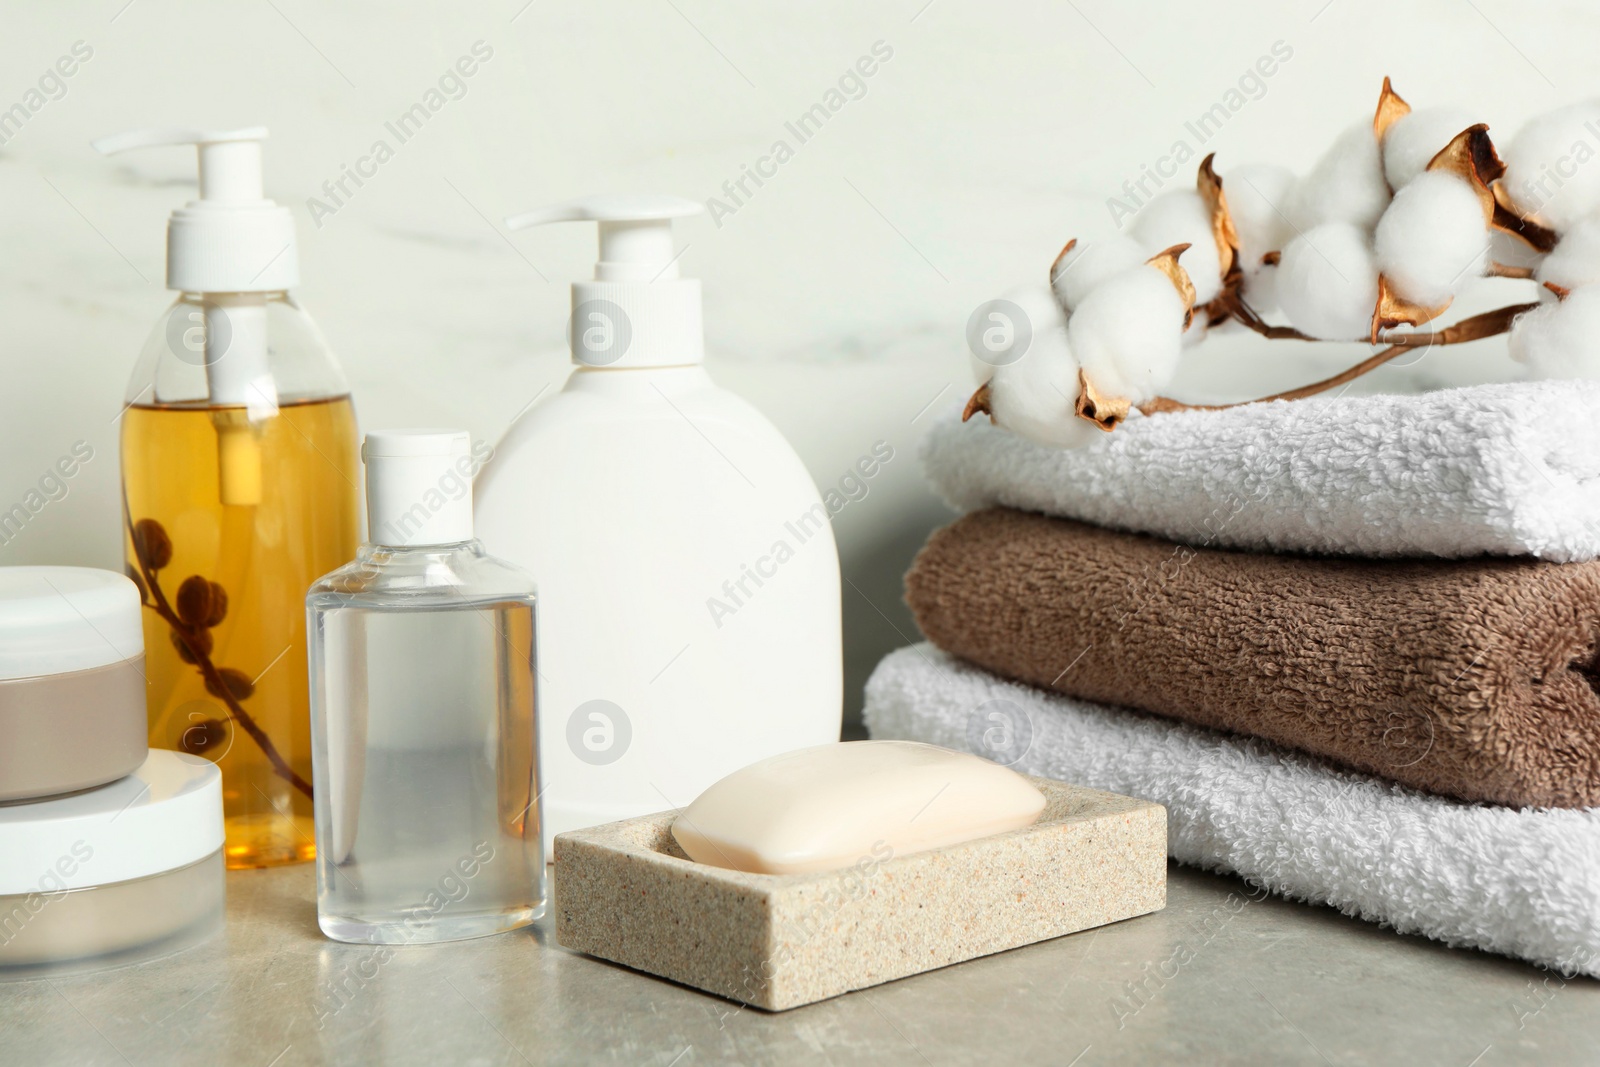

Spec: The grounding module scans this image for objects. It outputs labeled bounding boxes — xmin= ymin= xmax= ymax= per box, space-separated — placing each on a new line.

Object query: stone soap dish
xmin=553 ymin=777 xmax=1166 ymax=1010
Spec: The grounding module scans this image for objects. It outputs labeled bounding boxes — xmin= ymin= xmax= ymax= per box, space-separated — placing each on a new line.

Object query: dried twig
xmin=1139 ymin=301 xmax=1538 ymax=415
xmin=123 ymin=498 xmax=313 ymax=798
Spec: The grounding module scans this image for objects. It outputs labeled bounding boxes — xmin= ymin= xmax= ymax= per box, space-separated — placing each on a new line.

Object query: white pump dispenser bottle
xmin=475 ymin=194 xmax=842 ymax=852
xmin=95 ymin=126 xmax=360 ymax=869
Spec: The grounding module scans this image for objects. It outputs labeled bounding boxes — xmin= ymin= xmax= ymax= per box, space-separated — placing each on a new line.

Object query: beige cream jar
xmin=0 ymin=567 xmax=147 ymax=802
xmin=0 ymin=749 xmax=224 ymax=975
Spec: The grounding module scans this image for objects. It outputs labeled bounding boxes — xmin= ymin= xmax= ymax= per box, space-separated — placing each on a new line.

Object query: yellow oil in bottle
xmin=122 ymin=396 xmax=359 ymax=868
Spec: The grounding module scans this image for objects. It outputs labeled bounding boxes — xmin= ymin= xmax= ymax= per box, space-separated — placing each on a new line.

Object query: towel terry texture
xmin=920 ymin=379 xmax=1600 ymax=562
xmin=864 ymin=644 xmax=1600 ymax=978
xmin=906 ymin=507 xmax=1600 ymax=809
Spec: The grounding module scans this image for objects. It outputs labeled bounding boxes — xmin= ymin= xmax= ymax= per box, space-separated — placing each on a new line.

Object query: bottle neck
xmin=359 ymin=539 xmax=480 ymax=560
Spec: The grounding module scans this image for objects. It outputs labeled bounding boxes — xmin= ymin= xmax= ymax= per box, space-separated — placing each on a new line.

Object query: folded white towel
xmin=922 ymin=379 xmax=1600 ymax=561
xmin=865 ymin=644 xmax=1600 ymax=977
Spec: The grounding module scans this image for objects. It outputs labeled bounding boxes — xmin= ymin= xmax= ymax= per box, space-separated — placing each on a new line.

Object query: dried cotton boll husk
xmin=1066 ymin=263 xmax=1189 ymax=404
xmin=1276 ymin=223 xmax=1380 ymax=340
xmin=1289 ymin=123 xmax=1392 ymax=233
xmin=1050 ymin=235 xmax=1148 ymax=313
xmin=1382 ymin=107 xmax=1478 ymax=190
xmin=1536 ymin=217 xmax=1600 ymax=291
xmin=1128 ymin=190 xmax=1225 ymax=304
xmin=1502 ymin=101 xmax=1600 ymax=230
xmin=1374 ymin=171 xmax=1491 ymax=307
xmin=1508 ymin=286 xmax=1600 ymax=380
xmin=963 ymin=287 xmax=1103 ymax=450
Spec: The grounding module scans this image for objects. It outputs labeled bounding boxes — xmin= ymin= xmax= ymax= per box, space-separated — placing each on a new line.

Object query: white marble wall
xmin=0 ymin=0 xmax=1592 ymax=723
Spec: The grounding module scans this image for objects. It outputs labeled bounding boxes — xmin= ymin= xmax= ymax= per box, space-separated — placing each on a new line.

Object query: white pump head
xmin=93 ymin=127 xmax=299 ymax=293
xmin=505 ymin=194 xmax=704 ymax=368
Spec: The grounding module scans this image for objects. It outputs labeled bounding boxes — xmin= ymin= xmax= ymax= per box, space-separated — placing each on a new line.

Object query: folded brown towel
xmin=907 ymin=507 xmax=1600 ymax=809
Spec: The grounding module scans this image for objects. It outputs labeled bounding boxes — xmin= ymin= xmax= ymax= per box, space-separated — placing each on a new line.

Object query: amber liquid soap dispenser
xmin=96 ymin=127 xmax=360 ymax=868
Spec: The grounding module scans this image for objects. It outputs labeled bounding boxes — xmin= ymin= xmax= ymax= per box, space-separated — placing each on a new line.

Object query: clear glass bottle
xmin=123 ymin=292 xmax=360 ymax=869
xmin=306 ymin=430 xmax=543 ymax=944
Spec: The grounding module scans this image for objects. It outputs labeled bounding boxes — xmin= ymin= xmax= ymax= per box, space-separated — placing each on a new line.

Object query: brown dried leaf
xmin=1427 ymin=124 xmax=1503 ymax=223
xmin=175 ymin=575 xmax=213 ymax=628
xmin=1261 ymin=250 xmax=1282 ymax=266
xmin=1491 ymin=182 xmax=1561 ymax=253
xmin=179 ymin=718 xmax=228 ymax=756
xmin=1146 ymin=243 xmax=1197 ymax=330
xmin=170 ymin=626 xmax=213 ymax=665
xmin=1373 ymin=76 xmax=1411 ymax=142
xmin=1050 ymin=238 xmax=1077 ymax=283
xmin=962 ymin=382 xmax=994 ymax=423
xmin=206 ymin=667 xmax=255 ymax=702
xmin=132 ymin=518 xmax=172 ymax=571
xmin=1545 ymin=281 xmax=1572 ymax=300
xmin=1196 ymin=154 xmax=1239 ymax=281
xmin=1370 ymin=275 xmax=1452 ymax=342
xmin=1074 ymin=369 xmax=1131 ymax=432
xmin=205 ymin=581 xmax=229 ymax=627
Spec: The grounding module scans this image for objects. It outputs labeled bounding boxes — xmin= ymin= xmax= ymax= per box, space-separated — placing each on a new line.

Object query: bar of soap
xmin=671 ymin=741 xmax=1046 ymax=874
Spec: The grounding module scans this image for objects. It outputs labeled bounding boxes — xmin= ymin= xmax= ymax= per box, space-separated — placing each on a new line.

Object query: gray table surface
xmin=1 ymin=860 xmax=1596 ymax=1066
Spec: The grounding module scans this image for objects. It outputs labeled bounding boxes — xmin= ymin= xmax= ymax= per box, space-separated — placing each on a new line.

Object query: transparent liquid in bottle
xmin=308 ymin=551 xmax=544 ymax=944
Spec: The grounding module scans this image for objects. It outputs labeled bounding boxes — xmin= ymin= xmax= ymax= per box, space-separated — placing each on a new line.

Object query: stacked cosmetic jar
xmin=0 ymin=566 xmax=224 ymax=976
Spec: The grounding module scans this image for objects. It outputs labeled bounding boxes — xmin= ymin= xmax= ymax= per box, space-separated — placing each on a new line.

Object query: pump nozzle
xmin=94 ymin=127 xmax=268 ymax=203
xmin=96 ymin=126 xmax=297 ymax=506
xmin=504 ymin=194 xmax=705 ymax=367
xmin=92 ymin=126 xmax=298 ymax=293
xmin=506 ymin=194 xmax=701 ymax=282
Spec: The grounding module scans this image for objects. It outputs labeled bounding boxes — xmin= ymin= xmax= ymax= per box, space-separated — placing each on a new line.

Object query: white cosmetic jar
xmin=0 ymin=566 xmax=148 ymax=802
xmin=0 ymin=749 xmax=224 ymax=975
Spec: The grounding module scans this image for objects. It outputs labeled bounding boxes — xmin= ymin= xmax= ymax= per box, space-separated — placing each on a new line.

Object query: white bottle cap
xmin=504 ymin=194 xmax=704 ymax=369
xmin=0 ymin=750 xmax=222 ymax=894
xmin=363 ymin=430 xmax=475 ymax=547
xmin=0 ymin=567 xmax=144 ymax=681
xmin=92 ymin=127 xmax=300 ymax=293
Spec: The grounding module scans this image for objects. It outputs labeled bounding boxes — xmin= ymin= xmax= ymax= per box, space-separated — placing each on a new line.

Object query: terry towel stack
xmin=866 ymin=379 xmax=1600 ymax=972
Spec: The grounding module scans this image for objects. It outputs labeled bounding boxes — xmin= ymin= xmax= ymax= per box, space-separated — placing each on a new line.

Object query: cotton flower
xmin=1226 ymin=162 xmax=1295 ymax=311
xmin=1536 ymin=217 xmax=1600 ymax=291
xmin=1066 ymin=260 xmax=1190 ymax=403
xmin=1227 ymin=163 xmax=1295 ymax=267
xmin=1381 ymin=107 xmax=1477 ymax=190
xmin=1289 ymin=123 xmax=1391 ymax=233
xmin=1050 ymin=235 xmax=1147 ymax=313
xmin=1128 ymin=190 xmax=1225 ymax=304
xmin=1276 ymin=223 xmax=1380 ymax=340
xmin=1509 ymin=286 xmax=1600 ymax=380
xmin=1501 ymin=101 xmax=1600 ymax=231
xmin=964 ymin=287 xmax=1102 ymax=449
xmin=1374 ymin=171 xmax=1491 ymax=307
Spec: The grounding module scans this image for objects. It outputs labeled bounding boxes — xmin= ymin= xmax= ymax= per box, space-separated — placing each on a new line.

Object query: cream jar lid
xmin=0 ymin=750 xmax=223 ymax=894
xmin=0 ymin=567 xmax=145 ymax=681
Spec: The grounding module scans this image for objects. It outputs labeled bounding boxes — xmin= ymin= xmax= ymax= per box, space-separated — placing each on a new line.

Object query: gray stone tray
xmin=553 ymin=777 xmax=1166 ymax=1010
